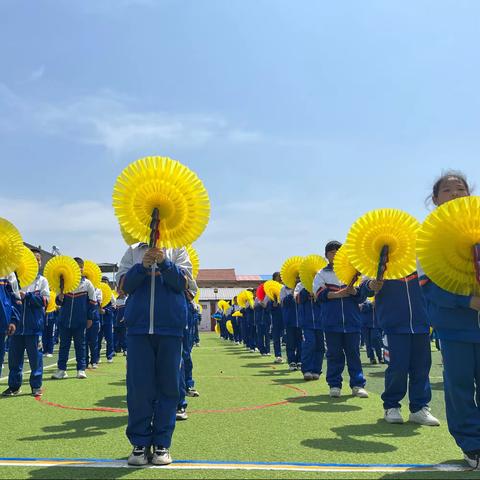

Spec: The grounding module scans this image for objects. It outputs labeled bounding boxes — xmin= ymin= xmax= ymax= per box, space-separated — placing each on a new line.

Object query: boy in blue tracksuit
xmin=363 ymin=275 xmax=440 ymax=426
xmin=419 ymin=172 xmax=480 ymax=468
xmin=359 ymin=301 xmax=383 ymax=364
xmin=281 ymin=283 xmax=302 ymax=371
xmin=295 ymin=281 xmax=325 ymax=381
xmin=52 ymin=257 xmax=96 ymax=380
xmin=313 ymin=241 xmax=368 ymax=398
xmin=114 ymin=294 xmax=127 ymax=355
xmin=269 ymin=272 xmax=285 ymax=364
xmin=0 ymin=273 xmax=19 ymax=378
xmin=3 ymin=248 xmax=49 ymax=397
xmin=254 ymin=296 xmax=270 ymax=355
xmin=86 ymin=286 xmax=102 ymax=368
xmin=244 ymin=299 xmax=256 ymax=351
xmin=43 ymin=309 xmax=58 ymax=357
xmin=97 ymin=278 xmax=116 ymax=363
xmin=117 ymin=243 xmax=192 ymax=467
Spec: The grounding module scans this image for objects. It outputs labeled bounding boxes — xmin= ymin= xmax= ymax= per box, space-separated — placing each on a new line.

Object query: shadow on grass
xmin=302 ymin=419 xmax=422 ymax=454
xmin=19 ymin=415 xmax=127 ymax=441
xmin=286 ymin=394 xmax=362 ymax=413
xmin=430 ymin=380 xmax=444 ymax=391
xmin=95 ymin=395 xmax=127 ymax=409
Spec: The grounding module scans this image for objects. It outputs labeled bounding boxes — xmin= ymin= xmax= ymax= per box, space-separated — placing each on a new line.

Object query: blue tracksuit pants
xmin=98 ymin=321 xmax=114 ymax=360
xmin=247 ymin=319 xmax=256 ymax=350
xmin=126 ymin=334 xmax=182 ymax=448
xmin=114 ymin=326 xmax=127 ymax=352
xmin=256 ymin=322 xmax=271 ymax=355
xmin=0 ymin=335 xmax=6 ymax=378
xmin=325 ymin=332 xmax=366 ymax=389
xmin=271 ymin=317 xmax=284 ymax=358
xmin=42 ymin=320 xmax=55 ymax=355
xmin=182 ymin=329 xmax=194 ymax=390
xmin=382 ymin=333 xmax=431 ymax=412
xmin=441 ymin=339 xmax=480 ymax=453
xmin=285 ymin=326 xmax=302 ymax=365
xmin=301 ymin=328 xmax=325 ymax=375
xmin=58 ymin=326 xmax=87 ymax=371
xmin=86 ymin=322 xmax=100 ymax=365
xmin=365 ymin=327 xmax=383 ymax=362
xmin=8 ymin=334 xmax=43 ymax=390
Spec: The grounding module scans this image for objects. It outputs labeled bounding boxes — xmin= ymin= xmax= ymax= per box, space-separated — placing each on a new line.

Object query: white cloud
xmin=0 ymin=84 xmax=263 ymax=155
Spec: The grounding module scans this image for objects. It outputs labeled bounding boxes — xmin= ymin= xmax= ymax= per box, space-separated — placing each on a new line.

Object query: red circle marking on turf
xmin=34 ymin=384 xmax=307 ymax=415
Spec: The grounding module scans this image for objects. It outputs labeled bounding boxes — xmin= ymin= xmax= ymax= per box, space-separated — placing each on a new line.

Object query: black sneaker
xmin=152 ymin=446 xmax=172 ymax=465
xmin=176 ymin=408 xmax=188 ymax=421
xmin=127 ymin=446 xmax=150 ymax=466
xmin=31 ymin=388 xmax=43 ymax=397
xmin=2 ymin=387 xmax=21 ymax=396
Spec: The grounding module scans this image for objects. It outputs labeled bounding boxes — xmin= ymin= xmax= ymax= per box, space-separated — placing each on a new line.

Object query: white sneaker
xmin=303 ymin=372 xmax=314 ymax=381
xmin=76 ymin=370 xmax=87 ymax=379
xmin=127 ymin=446 xmax=150 ymax=466
xmin=46 ymin=353 xmax=53 ymax=358
xmin=152 ymin=446 xmax=172 ymax=466
xmin=51 ymin=369 xmax=68 ymax=380
xmin=330 ymin=387 xmax=341 ymax=398
xmin=384 ymin=408 xmax=404 ymax=424
xmin=464 ymin=453 xmax=480 ymax=470
xmin=91 ymin=363 xmax=98 ymax=369
xmin=107 ymin=358 xmax=113 ymax=363
xmin=352 ymin=386 xmax=369 ymax=398
xmin=311 ymin=373 xmax=320 ymax=380
xmin=274 ymin=357 xmax=283 ymax=364
xmin=408 ymin=407 xmax=440 ymax=426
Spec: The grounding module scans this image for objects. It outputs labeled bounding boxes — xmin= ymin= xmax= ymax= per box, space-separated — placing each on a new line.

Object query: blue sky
xmin=1 ymin=0 xmax=479 ymax=273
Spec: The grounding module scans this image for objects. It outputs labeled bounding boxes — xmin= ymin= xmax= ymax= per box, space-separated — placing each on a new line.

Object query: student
xmin=363 ymin=274 xmax=439 ymax=426
xmin=418 ymin=172 xmax=480 ymax=468
xmin=280 ymin=279 xmax=302 ymax=371
xmin=3 ymin=248 xmax=49 ymax=397
xmin=294 ymin=280 xmax=325 ymax=381
xmin=43 ymin=308 xmax=58 ymax=357
xmin=51 ymin=257 xmax=96 ymax=380
xmin=97 ymin=277 xmax=116 ymax=364
xmin=244 ymin=294 xmax=256 ymax=352
xmin=0 ymin=273 xmax=19 ymax=378
xmin=86 ymin=286 xmax=102 ymax=369
xmin=254 ymin=294 xmax=270 ymax=356
xmin=313 ymin=241 xmax=368 ymax=398
xmin=114 ymin=294 xmax=127 ymax=355
xmin=117 ymin=243 xmax=192 ymax=466
xmin=269 ymin=272 xmax=285 ymax=364
xmin=359 ymin=301 xmax=383 ymax=364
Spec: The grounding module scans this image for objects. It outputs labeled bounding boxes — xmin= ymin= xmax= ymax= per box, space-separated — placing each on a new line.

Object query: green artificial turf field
xmin=0 ymin=333 xmax=478 ymax=480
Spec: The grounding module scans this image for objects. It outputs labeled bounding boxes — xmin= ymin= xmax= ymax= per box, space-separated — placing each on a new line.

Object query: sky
xmin=1 ymin=0 xmax=479 ymax=274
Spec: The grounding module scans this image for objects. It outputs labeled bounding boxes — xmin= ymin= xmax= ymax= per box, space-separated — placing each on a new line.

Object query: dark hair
xmin=74 ymin=257 xmax=84 ymax=267
xmin=325 ymin=241 xmax=342 ymax=256
xmin=272 ymin=271 xmax=281 ymax=280
xmin=427 ymin=170 xmax=472 ymax=205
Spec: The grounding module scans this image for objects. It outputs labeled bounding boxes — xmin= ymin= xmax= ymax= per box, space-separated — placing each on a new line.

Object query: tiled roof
xmin=197 ymin=269 xmax=237 ymax=281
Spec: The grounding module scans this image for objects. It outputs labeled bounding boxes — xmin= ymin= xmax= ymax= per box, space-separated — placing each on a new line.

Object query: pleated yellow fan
xmin=232 ymin=311 xmax=243 ymax=317
xmin=112 ymin=156 xmax=210 ymax=248
xmin=280 ymin=256 xmax=304 ymax=289
xmin=237 ymin=290 xmax=254 ymax=308
xmin=198 ymin=303 xmax=203 ymax=314
xmin=0 ymin=218 xmax=24 ymax=278
xmin=346 ymin=209 xmax=419 ymax=280
xmin=215 ymin=323 xmax=220 ymax=334
xmin=43 ymin=256 xmax=81 ymax=294
xmin=186 ymin=244 xmax=200 ymax=279
xmin=264 ymin=280 xmax=283 ymax=302
xmin=99 ymin=282 xmax=114 ymax=308
xmin=83 ymin=260 xmax=102 ymax=289
xmin=417 ymin=196 xmax=480 ymax=296
xmin=119 ymin=225 xmax=141 ymax=246
xmin=333 ymin=245 xmax=361 ymax=286
xmin=217 ymin=300 xmax=230 ymax=313
xmin=299 ymin=255 xmax=328 ymax=294
xmin=16 ymin=247 xmax=39 ymax=289
xmin=226 ymin=320 xmax=234 ymax=334
xmin=194 ymin=290 xmax=200 ymax=304
xmin=45 ymin=290 xmax=57 ymax=313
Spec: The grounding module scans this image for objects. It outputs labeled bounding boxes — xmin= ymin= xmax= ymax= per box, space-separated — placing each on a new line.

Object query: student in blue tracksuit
xmin=43 ymin=309 xmax=58 ymax=357
xmin=269 ymin=272 xmax=285 ymax=364
xmin=295 ymin=281 xmax=325 ymax=381
xmin=0 ymin=273 xmax=19 ymax=378
xmin=363 ymin=274 xmax=440 ymax=426
xmin=52 ymin=257 xmax=96 ymax=380
xmin=3 ymin=249 xmax=49 ymax=397
xmin=86 ymin=286 xmax=102 ymax=368
xmin=281 ymin=282 xmax=302 ymax=371
xmin=418 ymin=172 xmax=480 ymax=468
xmin=254 ymin=295 xmax=270 ymax=355
xmin=117 ymin=243 xmax=192 ymax=467
xmin=359 ymin=301 xmax=383 ymax=364
xmin=313 ymin=241 xmax=368 ymax=399
xmin=114 ymin=294 xmax=127 ymax=355
xmin=97 ymin=278 xmax=116 ymax=363
xmin=244 ymin=297 xmax=256 ymax=351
